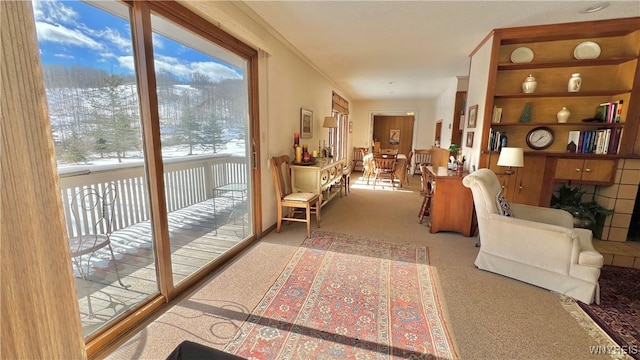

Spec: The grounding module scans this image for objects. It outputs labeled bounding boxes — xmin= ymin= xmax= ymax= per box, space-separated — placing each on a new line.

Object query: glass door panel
xmin=149 ymin=14 xmax=253 ymax=286
xmin=34 ymin=0 xmax=159 ymax=337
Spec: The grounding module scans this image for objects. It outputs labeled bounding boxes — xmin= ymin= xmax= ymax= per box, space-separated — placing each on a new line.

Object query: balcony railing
xmin=59 ymin=154 xmax=249 ymax=238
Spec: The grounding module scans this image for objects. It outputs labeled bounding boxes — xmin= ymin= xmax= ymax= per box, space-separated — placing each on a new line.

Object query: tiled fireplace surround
xmin=588 ymin=158 xmax=640 ymax=267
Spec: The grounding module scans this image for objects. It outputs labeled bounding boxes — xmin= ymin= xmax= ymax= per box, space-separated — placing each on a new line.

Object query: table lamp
xmin=497 ymin=147 xmax=524 ymax=175
xmin=323 ymin=116 xmax=338 ymax=157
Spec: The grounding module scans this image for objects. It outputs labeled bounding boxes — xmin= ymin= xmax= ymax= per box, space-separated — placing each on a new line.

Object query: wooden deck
xmin=73 ymin=196 xmax=247 ymax=337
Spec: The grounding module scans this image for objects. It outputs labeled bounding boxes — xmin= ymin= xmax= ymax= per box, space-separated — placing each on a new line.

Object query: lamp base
xmin=504 ymin=167 xmax=515 ymax=175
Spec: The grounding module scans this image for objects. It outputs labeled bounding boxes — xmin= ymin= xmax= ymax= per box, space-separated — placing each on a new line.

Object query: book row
xmin=595 ymin=100 xmax=623 ymax=123
xmin=566 ymin=128 xmax=623 ymax=155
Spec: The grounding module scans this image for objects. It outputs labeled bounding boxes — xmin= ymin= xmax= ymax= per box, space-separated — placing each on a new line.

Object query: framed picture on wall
xmin=300 ymin=108 xmax=313 ymax=138
xmin=468 ymin=104 xmax=478 ymax=128
xmin=466 ymin=131 xmax=475 ymax=147
xmin=389 ymin=129 xmax=400 ymax=145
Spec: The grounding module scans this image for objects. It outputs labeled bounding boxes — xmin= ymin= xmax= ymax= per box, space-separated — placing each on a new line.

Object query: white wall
xmin=194 ymin=2 xmax=352 ymax=231
xmin=433 ymin=78 xmax=459 ymax=150
xmin=463 ymin=36 xmax=493 ymax=171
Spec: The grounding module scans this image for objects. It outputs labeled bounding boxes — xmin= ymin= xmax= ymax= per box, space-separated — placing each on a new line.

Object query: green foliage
xmin=178 ymin=100 xmax=203 ymax=155
xmin=62 ymin=133 xmax=88 ymax=163
xmin=201 ymin=112 xmax=226 ymax=153
xmin=89 ymin=73 xmax=140 ymax=162
xmin=550 ymin=184 xmax=613 ymax=224
xmin=94 ymin=137 xmax=108 ymax=158
xmin=448 ymin=144 xmax=460 ymax=153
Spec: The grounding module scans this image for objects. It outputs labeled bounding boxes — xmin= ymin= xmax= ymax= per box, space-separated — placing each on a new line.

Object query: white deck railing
xmin=59 ymin=154 xmax=248 ymax=238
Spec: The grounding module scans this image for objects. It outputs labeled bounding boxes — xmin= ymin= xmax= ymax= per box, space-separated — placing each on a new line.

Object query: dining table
xmin=362 ymin=153 xmax=407 ymax=188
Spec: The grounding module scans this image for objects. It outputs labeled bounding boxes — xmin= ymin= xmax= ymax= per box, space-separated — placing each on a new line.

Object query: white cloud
xmin=33 ymin=0 xmax=79 ymax=25
xmin=153 ymin=56 xmax=240 ymax=83
xmin=192 ymin=62 xmax=241 ymax=82
xmin=117 ymin=56 xmax=136 ymax=73
xmin=54 ymin=53 xmax=74 ymax=60
xmin=36 ymin=21 xmax=104 ymax=50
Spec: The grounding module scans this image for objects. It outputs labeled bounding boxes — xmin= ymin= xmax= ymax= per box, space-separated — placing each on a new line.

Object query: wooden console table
xmin=426 ymin=166 xmax=476 ymax=237
xmin=291 ymin=158 xmax=346 ymax=207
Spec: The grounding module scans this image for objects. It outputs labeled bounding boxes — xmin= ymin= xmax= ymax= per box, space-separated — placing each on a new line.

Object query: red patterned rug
xmin=224 ymin=231 xmax=456 ymax=359
xmin=578 ymin=265 xmax=640 ymax=359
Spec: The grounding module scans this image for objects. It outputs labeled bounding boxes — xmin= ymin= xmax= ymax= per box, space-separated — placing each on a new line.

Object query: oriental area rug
xmin=578 ymin=265 xmax=640 ymax=360
xmin=224 ymin=231 xmax=456 ymax=359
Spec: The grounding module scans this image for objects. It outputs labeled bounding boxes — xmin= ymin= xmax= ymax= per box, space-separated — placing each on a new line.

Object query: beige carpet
xmin=103 ymin=174 xmax=621 ymax=360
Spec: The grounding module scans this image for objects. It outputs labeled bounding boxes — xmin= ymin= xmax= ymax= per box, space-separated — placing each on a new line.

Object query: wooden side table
xmin=426 ymin=166 xmax=476 ymax=237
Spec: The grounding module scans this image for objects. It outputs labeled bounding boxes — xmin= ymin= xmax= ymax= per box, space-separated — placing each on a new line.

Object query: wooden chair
xmin=352 ymin=147 xmax=368 ymax=172
xmin=405 ymin=151 xmax=414 ymax=185
xmin=372 ymin=153 xmax=398 ymax=189
xmin=271 ymin=155 xmax=321 ymax=237
xmin=413 ymin=149 xmax=432 ymax=176
xmin=418 ymin=164 xmax=433 ymax=224
xmin=362 ymin=153 xmax=375 ymax=184
xmin=341 ymin=165 xmax=352 ymax=196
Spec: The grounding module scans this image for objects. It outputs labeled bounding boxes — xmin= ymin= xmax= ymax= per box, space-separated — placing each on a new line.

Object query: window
xmin=330 ymin=92 xmax=349 ymax=161
xmin=33 ymin=0 xmax=258 ymax=351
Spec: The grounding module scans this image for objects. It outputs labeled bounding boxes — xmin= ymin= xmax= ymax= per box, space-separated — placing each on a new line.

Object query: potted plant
xmin=447 ymin=144 xmax=460 ymax=154
xmin=550 ymin=184 xmax=613 ymax=230
xmin=447 ymin=144 xmax=460 ymax=170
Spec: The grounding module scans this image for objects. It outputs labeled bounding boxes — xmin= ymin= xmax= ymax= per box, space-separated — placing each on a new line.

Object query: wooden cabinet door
xmin=511 ymin=155 xmax=547 ymax=206
xmin=495 ymin=174 xmax=511 ymax=199
xmin=555 ymin=158 xmax=584 ymax=182
xmin=581 ymin=159 xmax=616 ymax=184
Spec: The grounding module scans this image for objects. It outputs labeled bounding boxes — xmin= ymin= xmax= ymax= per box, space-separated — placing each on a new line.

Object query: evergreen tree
xmin=89 ymin=73 xmax=139 ymax=162
xmin=94 ymin=137 xmax=108 ymax=158
xmin=202 ymin=112 xmax=226 ymax=153
xmin=62 ymin=132 xmax=88 ymax=163
xmin=178 ymin=99 xmax=202 ymax=155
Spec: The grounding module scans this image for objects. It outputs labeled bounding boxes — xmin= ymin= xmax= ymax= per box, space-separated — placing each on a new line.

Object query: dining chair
xmin=271 ymin=155 xmax=321 ymax=237
xmin=372 ymin=153 xmax=398 ymax=189
xmin=352 ymin=147 xmax=368 ymax=172
xmin=362 ymin=153 xmax=375 ymax=184
xmin=405 ymin=151 xmax=414 ymax=185
xmin=69 ymin=183 xmax=129 ymax=289
xmin=418 ymin=164 xmax=433 ymax=224
xmin=413 ymin=149 xmax=432 ymax=176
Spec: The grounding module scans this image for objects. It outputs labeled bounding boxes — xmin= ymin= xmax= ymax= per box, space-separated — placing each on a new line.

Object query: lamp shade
xmin=323 ymin=116 xmax=338 ymax=128
xmin=497 ymin=147 xmax=524 ymax=168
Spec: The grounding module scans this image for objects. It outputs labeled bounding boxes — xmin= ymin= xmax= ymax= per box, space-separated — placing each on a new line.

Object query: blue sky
xmin=33 ymin=0 xmax=242 ymax=82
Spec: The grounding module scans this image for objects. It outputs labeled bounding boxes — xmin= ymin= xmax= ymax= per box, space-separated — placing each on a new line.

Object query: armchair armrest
xmin=480 ymin=214 xmax=578 ymax=274
xmin=510 ymin=203 xmax=574 ymax=229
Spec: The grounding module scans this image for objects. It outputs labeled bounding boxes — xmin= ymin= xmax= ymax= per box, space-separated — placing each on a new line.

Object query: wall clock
xmin=526 ymin=126 xmax=554 ymax=150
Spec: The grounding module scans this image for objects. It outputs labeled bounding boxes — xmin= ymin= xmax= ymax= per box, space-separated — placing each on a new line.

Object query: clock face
xmin=526 ymin=127 xmax=554 ymax=150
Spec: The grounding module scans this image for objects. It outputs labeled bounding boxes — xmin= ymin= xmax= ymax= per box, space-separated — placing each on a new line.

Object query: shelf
xmin=497 ymin=57 xmax=637 ymax=71
xmin=491 ymin=122 xmax=625 ymax=128
xmin=482 ymin=150 xmax=627 ymax=159
xmin=494 ymin=90 xmax=631 ymax=98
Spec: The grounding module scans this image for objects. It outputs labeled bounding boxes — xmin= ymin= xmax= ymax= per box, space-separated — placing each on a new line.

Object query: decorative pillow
xmin=495 ymin=191 xmax=514 ymax=217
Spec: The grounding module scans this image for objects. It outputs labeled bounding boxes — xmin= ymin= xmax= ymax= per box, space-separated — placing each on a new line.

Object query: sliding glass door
xmin=33 ymin=0 xmax=257 ymax=344
xmin=149 ymin=13 xmax=253 ymax=286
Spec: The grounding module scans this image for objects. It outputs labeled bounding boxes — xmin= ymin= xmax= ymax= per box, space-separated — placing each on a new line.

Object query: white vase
xmin=522 ymin=74 xmax=537 ymax=93
xmin=557 ymin=107 xmax=570 ymax=123
xmin=568 ymin=73 xmax=582 ymax=92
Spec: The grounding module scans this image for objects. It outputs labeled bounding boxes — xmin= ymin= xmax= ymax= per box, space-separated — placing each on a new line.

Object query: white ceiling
xmin=238 ymin=1 xmax=639 ymax=100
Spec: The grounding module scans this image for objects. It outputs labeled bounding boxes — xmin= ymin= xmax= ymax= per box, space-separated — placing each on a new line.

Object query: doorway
xmin=373 ymin=115 xmax=415 ymax=156
xmin=435 ymin=120 xmax=443 ymax=147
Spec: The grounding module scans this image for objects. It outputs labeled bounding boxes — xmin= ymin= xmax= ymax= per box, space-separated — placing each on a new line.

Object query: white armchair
xmin=462 ymin=169 xmax=603 ymax=304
